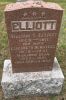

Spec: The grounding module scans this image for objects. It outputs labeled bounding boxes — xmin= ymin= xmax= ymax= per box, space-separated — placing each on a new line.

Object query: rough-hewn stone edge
xmin=1 ymin=57 xmax=64 ymax=98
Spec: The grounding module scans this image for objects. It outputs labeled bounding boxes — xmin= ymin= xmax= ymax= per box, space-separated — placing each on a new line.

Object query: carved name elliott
xmin=11 ymin=20 xmax=57 ymax=32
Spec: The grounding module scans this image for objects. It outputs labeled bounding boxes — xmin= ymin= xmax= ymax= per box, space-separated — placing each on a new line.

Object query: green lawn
xmin=0 ymin=0 xmax=66 ymax=100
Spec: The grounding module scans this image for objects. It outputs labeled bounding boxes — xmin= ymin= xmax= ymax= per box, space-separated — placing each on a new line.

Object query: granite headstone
xmin=5 ymin=1 xmax=63 ymax=72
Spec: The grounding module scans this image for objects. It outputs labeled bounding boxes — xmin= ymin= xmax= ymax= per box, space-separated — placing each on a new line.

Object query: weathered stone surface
xmin=1 ymin=57 xmax=64 ymax=98
xmin=16 ymin=0 xmax=27 ymax=2
xmin=5 ymin=2 xmax=63 ymax=72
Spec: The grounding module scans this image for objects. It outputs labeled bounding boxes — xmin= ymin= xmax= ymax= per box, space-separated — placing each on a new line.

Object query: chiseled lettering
xmin=11 ymin=20 xmax=57 ymax=32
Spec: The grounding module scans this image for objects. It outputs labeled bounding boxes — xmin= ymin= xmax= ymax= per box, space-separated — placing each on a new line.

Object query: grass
xmin=0 ymin=0 xmax=66 ymax=100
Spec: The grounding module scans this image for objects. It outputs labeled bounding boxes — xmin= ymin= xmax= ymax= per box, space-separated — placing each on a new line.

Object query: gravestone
xmin=1 ymin=1 xmax=64 ymax=99
xmin=4 ymin=1 xmax=63 ymax=73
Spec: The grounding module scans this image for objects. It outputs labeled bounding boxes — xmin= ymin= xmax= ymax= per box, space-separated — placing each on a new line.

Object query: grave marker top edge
xmin=4 ymin=1 xmax=63 ymax=12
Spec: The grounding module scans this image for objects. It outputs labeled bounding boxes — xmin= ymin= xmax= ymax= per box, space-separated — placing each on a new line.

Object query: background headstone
xmin=5 ymin=1 xmax=63 ymax=72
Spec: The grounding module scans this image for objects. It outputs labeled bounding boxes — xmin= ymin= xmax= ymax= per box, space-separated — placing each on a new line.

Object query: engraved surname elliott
xmin=11 ymin=20 xmax=57 ymax=32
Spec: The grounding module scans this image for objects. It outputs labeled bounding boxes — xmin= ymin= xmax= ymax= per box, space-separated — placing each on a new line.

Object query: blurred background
xmin=0 ymin=0 xmax=66 ymax=100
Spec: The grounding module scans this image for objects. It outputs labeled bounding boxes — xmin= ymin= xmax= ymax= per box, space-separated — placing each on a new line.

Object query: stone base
xmin=1 ymin=57 xmax=64 ymax=99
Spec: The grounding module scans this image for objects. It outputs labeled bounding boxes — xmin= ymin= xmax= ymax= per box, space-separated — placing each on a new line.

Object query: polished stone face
xmin=5 ymin=2 xmax=63 ymax=72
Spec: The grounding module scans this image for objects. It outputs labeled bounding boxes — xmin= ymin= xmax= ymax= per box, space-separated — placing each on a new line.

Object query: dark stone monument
xmin=4 ymin=1 xmax=63 ymax=73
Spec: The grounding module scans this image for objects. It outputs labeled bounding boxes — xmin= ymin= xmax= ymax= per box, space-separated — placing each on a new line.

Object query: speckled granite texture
xmin=5 ymin=1 xmax=63 ymax=11
xmin=1 ymin=57 xmax=64 ymax=98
